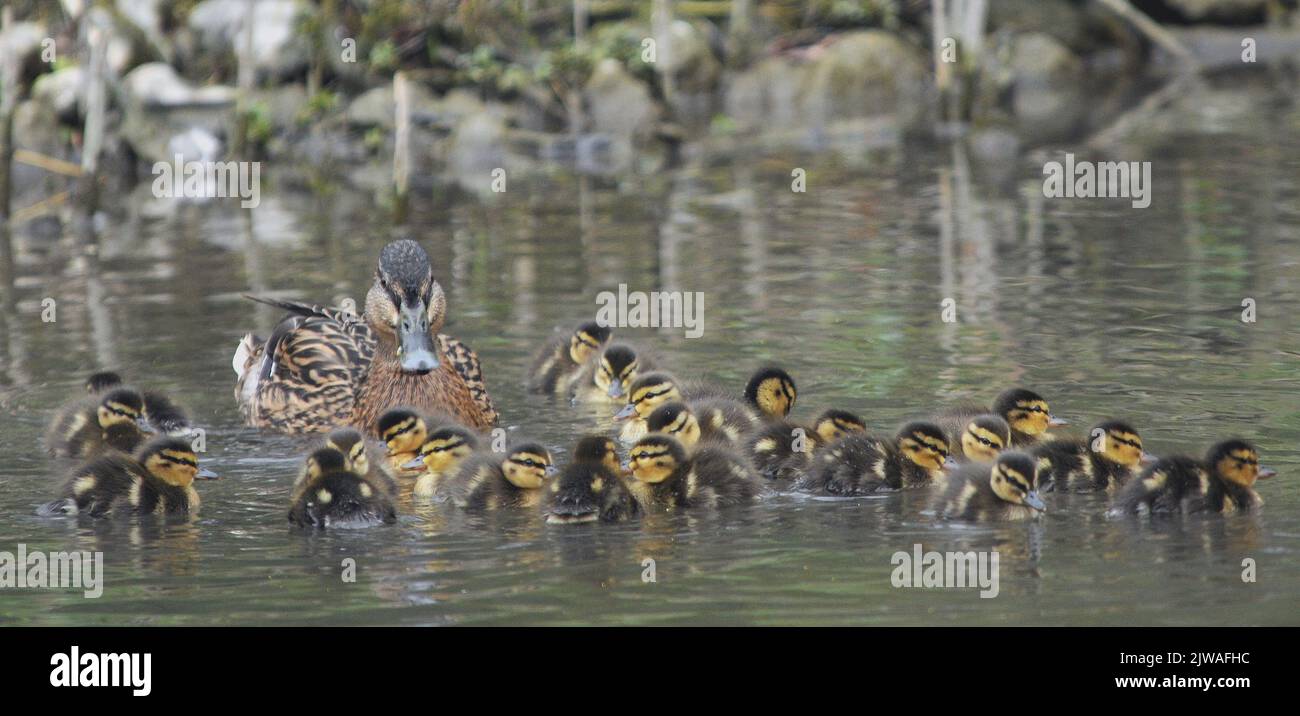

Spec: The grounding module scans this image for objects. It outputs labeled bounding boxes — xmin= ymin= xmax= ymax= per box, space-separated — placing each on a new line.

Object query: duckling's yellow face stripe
xmin=1217 ymin=449 xmax=1262 ymax=487
xmin=962 ymin=425 xmax=1005 ymax=463
xmin=569 ymin=331 xmax=604 ymax=364
xmin=1007 ymin=400 xmax=1052 ymax=435
xmin=630 ymin=383 xmax=680 ymax=418
xmin=900 ymin=434 xmax=950 ymax=473
xmin=419 ymin=435 xmax=473 ymax=474
xmin=97 ymin=402 xmax=142 ymax=428
xmin=756 ymin=377 xmax=796 ymax=418
xmin=1101 ymin=430 xmax=1143 ymax=468
xmin=628 ymin=447 xmax=678 ymax=484
xmin=382 ymin=416 xmax=427 ymax=453
xmin=502 ymin=451 xmax=552 ymax=489
xmin=146 ymin=449 xmax=200 ymax=487
xmin=991 ymin=465 xmax=1035 ymax=505
xmin=815 ymin=417 xmax=863 ymax=444
xmin=654 ymin=410 xmax=700 ymax=449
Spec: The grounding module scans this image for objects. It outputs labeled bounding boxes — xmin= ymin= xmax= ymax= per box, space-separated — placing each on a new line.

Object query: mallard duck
xmin=38 ymin=437 xmax=216 ymax=517
xmin=645 ymin=400 xmax=757 ymax=452
xmin=568 ymin=342 xmax=653 ymax=404
xmin=288 ymin=447 xmax=397 ymax=529
xmin=410 ymin=425 xmax=480 ymax=499
xmin=748 ymin=408 xmax=867 ymax=480
xmin=744 ymin=366 xmax=797 ymax=420
xmin=545 ymin=435 xmax=639 ymax=525
xmin=375 ymin=407 xmax=432 ymax=478
xmin=1033 ymin=420 xmax=1152 ymax=493
xmin=955 ymin=414 xmax=1011 ymax=463
xmin=792 ymin=421 xmax=953 ymax=495
xmin=625 ymin=434 xmax=759 ymax=511
xmin=442 ymin=442 xmax=557 ymax=510
xmin=614 ymin=372 xmax=758 ymax=445
xmin=936 ymin=387 xmax=1066 ymax=448
xmin=46 ymin=388 xmax=148 ymax=460
xmin=937 ymin=451 xmax=1045 ymax=522
xmin=83 ymin=372 xmax=191 ymax=435
xmin=528 ymin=321 xmax=612 ymax=394
xmin=233 ymin=239 xmax=498 ymax=435
xmin=1112 ymin=439 xmax=1276 ymax=515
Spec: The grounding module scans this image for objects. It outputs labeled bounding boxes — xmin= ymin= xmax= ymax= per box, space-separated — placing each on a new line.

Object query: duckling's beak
xmin=1024 ymin=491 xmax=1046 ymax=511
xmin=544 ymin=464 xmax=558 ymax=478
xmin=607 ymin=381 xmax=624 ymax=399
xmin=1048 ymin=415 xmax=1068 ymax=427
xmin=620 ymin=460 xmax=632 ymax=476
xmin=196 ymin=466 xmax=219 ymax=480
xmin=613 ymin=403 xmax=637 ymax=421
xmin=943 ymin=456 xmax=959 ymax=471
xmin=136 ymin=416 xmax=155 ymax=433
xmin=1140 ymin=451 xmax=1159 ymax=466
xmin=402 ymin=456 xmax=426 ymax=470
xmin=398 ymin=302 xmax=439 ymax=374
xmin=1257 ymin=466 xmax=1278 ymax=479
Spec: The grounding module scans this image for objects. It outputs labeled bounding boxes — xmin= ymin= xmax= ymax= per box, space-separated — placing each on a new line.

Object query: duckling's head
xmin=961 ymin=414 xmax=1011 ymax=463
xmin=138 ymin=437 xmax=216 ymax=487
xmin=573 ymin=435 xmax=622 ymax=475
xmin=365 ymin=239 xmax=444 ymax=374
xmin=499 ymin=443 xmax=556 ymax=489
xmin=412 ymin=426 xmax=479 ymax=475
xmin=326 ymin=428 xmax=371 ymax=475
xmin=1206 ymin=439 xmax=1276 ymax=488
xmin=646 ymin=401 xmax=702 ymax=449
xmin=613 ymin=372 xmax=682 ymax=421
xmin=377 ymin=408 xmax=429 ymax=455
xmin=96 ymin=388 xmax=146 ymax=430
xmin=627 ymin=434 xmax=688 ymax=484
xmin=896 ymin=421 xmax=955 ymax=475
xmin=85 ymin=371 xmax=123 ymax=394
xmin=813 ymin=409 xmax=866 ymax=444
xmin=593 ymin=343 xmax=639 ymax=399
xmin=303 ymin=446 xmax=350 ymax=480
xmin=1089 ymin=420 xmax=1148 ymax=469
xmin=546 ymin=462 xmax=616 ymax=525
xmin=569 ymin=321 xmax=613 ymax=365
xmin=989 ymin=452 xmax=1045 ymax=510
xmin=745 ymin=366 xmax=796 ymax=419
xmin=993 ymin=388 xmax=1066 ymax=437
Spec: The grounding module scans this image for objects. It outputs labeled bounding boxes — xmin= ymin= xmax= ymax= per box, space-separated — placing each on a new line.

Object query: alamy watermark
xmin=890 ymin=544 xmax=1000 ymax=598
xmin=1043 ymin=153 xmax=1151 ymax=209
xmin=595 ymin=283 xmax=704 ymax=339
xmin=0 ymin=544 xmax=103 ymax=598
xmin=151 ymin=155 xmax=261 ymax=208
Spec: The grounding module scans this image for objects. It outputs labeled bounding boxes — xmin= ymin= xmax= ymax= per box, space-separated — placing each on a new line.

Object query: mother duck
xmin=233 ymin=240 xmax=498 ymax=434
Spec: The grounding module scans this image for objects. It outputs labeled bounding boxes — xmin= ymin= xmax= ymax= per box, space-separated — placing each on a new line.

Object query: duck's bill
xmin=613 ymin=403 xmax=637 ymax=421
xmin=545 ymin=464 xmax=559 ymax=477
xmin=1258 ymin=466 xmax=1278 ymax=479
xmin=1024 ymin=491 xmax=1046 ymax=511
xmin=398 ymin=303 xmax=439 ymax=373
xmin=1140 ymin=451 xmax=1159 ymax=466
xmin=943 ymin=456 xmax=959 ymax=471
xmin=136 ymin=416 xmax=156 ymax=433
xmin=196 ymin=467 xmax=219 ymax=480
xmin=401 ymin=456 xmax=426 ymax=470
xmin=1048 ymin=415 xmax=1068 ymax=427
xmin=606 ymin=382 xmax=624 ymax=399
xmin=546 ymin=511 xmax=599 ymax=525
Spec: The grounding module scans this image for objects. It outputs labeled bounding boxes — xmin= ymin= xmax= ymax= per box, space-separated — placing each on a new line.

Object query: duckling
xmin=410 ymin=425 xmax=481 ymax=499
xmin=744 ymin=366 xmax=797 ymax=420
xmin=324 ymin=428 xmax=399 ymax=497
xmin=646 ymin=400 xmax=755 ymax=452
xmin=1032 ymin=420 xmax=1151 ymax=493
xmin=84 ymin=371 xmax=124 ymax=394
xmin=46 ymin=388 xmax=148 ymax=460
xmin=937 ymin=451 xmax=1045 ymax=522
xmin=793 ymin=421 xmax=953 ymax=496
xmin=1112 ymin=440 xmax=1276 ymax=515
xmin=83 ymin=372 xmax=191 ymax=435
xmin=955 ymin=414 xmax=1012 ymax=463
xmin=545 ymin=436 xmax=639 ymax=525
xmin=625 ymin=434 xmax=759 ymax=511
xmin=936 ymin=387 xmax=1066 ymax=448
xmin=443 ymin=443 xmax=557 ymax=510
xmin=748 ymin=409 xmax=867 ymax=480
xmin=376 ymin=407 xmax=431 ymax=478
xmin=614 ymin=372 xmax=758 ymax=445
xmin=568 ymin=342 xmax=654 ymax=404
xmin=288 ymin=447 xmax=397 ymax=529
xmin=38 ymin=437 xmax=216 ymax=517
xmin=528 ymin=321 xmax=612 ymax=395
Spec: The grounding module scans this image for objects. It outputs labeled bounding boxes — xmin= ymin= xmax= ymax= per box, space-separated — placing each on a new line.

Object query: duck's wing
xmin=438 ymin=334 xmax=498 ymax=427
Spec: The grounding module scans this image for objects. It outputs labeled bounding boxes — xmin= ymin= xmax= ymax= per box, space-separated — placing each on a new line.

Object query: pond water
xmin=1 ymin=74 xmax=1298 ymax=626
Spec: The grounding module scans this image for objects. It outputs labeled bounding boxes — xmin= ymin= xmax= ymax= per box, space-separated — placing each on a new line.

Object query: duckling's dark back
xmin=289 ymin=469 xmax=397 ymax=528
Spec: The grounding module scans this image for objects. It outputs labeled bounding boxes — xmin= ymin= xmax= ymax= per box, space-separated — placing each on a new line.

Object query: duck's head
xmin=96 ymin=388 xmax=147 ymax=431
xmin=138 ymin=437 xmax=217 ymax=487
xmin=365 ymin=239 xmax=445 ymax=374
xmin=745 ymin=366 xmax=796 ymax=419
xmin=646 ymin=401 xmax=702 ymax=450
xmin=84 ymin=371 xmax=123 ymax=394
xmin=569 ymin=321 xmax=613 ymax=365
xmin=499 ymin=443 xmax=557 ymax=489
xmin=896 ymin=421 xmax=956 ymax=475
xmin=303 ymin=446 xmax=350 ymax=481
xmin=812 ymin=409 xmax=866 ymax=444
xmin=961 ymin=414 xmax=1011 ymax=463
xmin=613 ymin=372 xmax=682 ymax=421
xmin=592 ymin=343 xmax=640 ymax=399
xmin=627 ymin=434 xmax=688 ymax=484
xmin=1206 ymin=439 xmax=1276 ymax=488
xmin=377 ymin=408 xmax=429 ymax=456
xmin=1089 ymin=420 xmax=1152 ymax=469
xmin=572 ymin=434 xmax=622 ymax=475
xmin=993 ymin=388 xmax=1066 ymax=437
xmin=546 ymin=462 xmax=617 ymax=525
xmin=990 ymin=452 xmax=1044 ymax=511
xmin=408 ymin=426 xmax=479 ymax=474
xmin=325 ymin=428 xmax=371 ymax=475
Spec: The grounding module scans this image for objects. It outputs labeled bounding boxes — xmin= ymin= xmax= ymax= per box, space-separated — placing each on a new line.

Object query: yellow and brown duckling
xmin=748 ymin=409 xmax=867 ymax=480
xmin=38 ymin=437 xmax=216 ymax=517
xmin=625 ymin=434 xmax=758 ymax=511
xmin=410 ymin=425 xmax=481 ymax=499
xmin=937 ymin=451 xmax=1045 ymax=522
xmin=793 ymin=421 xmax=954 ymax=496
xmin=568 ymin=342 xmax=652 ymax=404
xmin=288 ymin=447 xmax=397 ymax=529
xmin=955 ymin=414 xmax=1012 ymax=463
xmin=645 ymin=400 xmax=759 ymax=452
xmin=84 ymin=372 xmax=192 ymax=435
xmin=376 ymin=407 xmax=432 ymax=478
xmin=1032 ymin=420 xmax=1152 ymax=493
xmin=528 ymin=321 xmax=612 ymax=395
xmin=46 ymin=388 xmax=149 ymax=460
xmin=937 ymin=387 xmax=1066 ymax=449
xmin=614 ymin=372 xmax=758 ymax=445
xmin=234 ymin=239 xmax=498 ymax=435
xmin=744 ymin=366 xmax=797 ymax=420
xmin=324 ymin=428 xmax=399 ymax=497
xmin=546 ymin=436 xmax=640 ymax=525
xmin=1112 ymin=439 xmax=1276 ymax=515
xmin=442 ymin=442 xmax=557 ymax=510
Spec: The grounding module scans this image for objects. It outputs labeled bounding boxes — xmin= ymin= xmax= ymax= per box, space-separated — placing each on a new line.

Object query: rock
xmin=345 ymin=82 xmax=444 ymax=130
xmin=1164 ymin=0 xmax=1267 ymax=22
xmin=166 ymin=127 xmax=223 ymax=163
xmin=661 ymin=19 xmax=723 ymax=127
xmin=584 ymin=58 xmax=658 ymax=144
xmin=0 ymin=22 xmax=46 ymax=67
xmin=122 ymin=62 xmax=236 ymax=107
xmin=120 ymin=64 xmax=235 ymax=164
xmin=187 ymin=0 xmax=311 ymax=80
xmin=1006 ymin=32 xmax=1085 ymax=140
xmin=250 ymin=84 xmax=308 ymax=133
xmin=32 ymin=67 xmax=85 ymax=121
